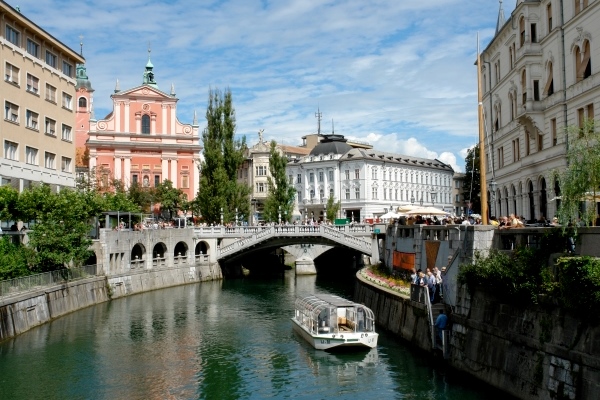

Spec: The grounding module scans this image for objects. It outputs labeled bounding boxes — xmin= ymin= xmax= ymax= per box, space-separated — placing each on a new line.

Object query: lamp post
xmin=235 ymin=208 xmax=238 ymax=226
xmin=490 ymin=179 xmax=497 ymax=218
xmin=411 ymin=195 xmax=415 ymax=206
xmin=278 ymin=205 xmax=281 ymax=225
xmin=220 ymin=207 xmax=223 ymax=226
xmin=419 ymin=196 xmax=423 ymax=206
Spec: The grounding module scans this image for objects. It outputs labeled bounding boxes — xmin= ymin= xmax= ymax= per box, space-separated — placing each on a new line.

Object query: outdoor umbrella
xmin=405 ymin=206 xmax=448 ymax=216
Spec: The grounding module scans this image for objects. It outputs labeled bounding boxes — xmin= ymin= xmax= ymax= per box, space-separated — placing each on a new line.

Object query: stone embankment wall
xmin=0 ymin=263 xmax=221 ymax=342
xmin=355 ymin=275 xmax=600 ymax=400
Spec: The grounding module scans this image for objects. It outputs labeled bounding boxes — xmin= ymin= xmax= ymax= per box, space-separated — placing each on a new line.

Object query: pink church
xmin=76 ymin=53 xmax=201 ymax=201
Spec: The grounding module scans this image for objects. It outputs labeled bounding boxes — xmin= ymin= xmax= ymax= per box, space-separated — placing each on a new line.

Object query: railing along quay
xmin=0 ymin=264 xmax=100 ymax=298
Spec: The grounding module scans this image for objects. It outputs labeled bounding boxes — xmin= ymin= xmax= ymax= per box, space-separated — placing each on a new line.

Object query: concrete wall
xmin=0 ymin=262 xmax=222 ymax=342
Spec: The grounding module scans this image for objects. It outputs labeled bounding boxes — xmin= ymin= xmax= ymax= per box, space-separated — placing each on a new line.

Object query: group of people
xmin=411 ymin=266 xmax=445 ymax=303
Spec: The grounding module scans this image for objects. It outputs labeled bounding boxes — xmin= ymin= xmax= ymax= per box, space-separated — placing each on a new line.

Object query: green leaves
xmin=198 ymin=88 xmax=250 ymax=224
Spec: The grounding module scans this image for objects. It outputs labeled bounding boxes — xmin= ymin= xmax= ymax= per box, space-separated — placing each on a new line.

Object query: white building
xmin=480 ymin=0 xmax=598 ymax=220
xmin=286 ymin=134 xmax=454 ymax=222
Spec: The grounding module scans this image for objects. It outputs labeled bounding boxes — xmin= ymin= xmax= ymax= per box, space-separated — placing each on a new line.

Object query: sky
xmin=9 ymin=0 xmax=515 ymax=172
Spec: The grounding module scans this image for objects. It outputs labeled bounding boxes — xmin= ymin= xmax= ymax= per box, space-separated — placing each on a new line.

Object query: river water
xmin=0 ymin=271 xmax=497 ymax=399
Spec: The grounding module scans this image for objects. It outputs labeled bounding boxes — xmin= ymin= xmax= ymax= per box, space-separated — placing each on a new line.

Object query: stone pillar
xmin=114 ymin=157 xmax=122 ymax=180
xmin=124 ymin=101 xmax=130 ymax=132
xmin=124 ymin=157 xmax=131 ymax=187
xmin=162 ymin=158 xmax=169 ymax=181
xmin=371 ymin=234 xmax=380 ymax=265
xmin=162 ymin=105 xmax=168 ymax=134
xmin=295 ymin=256 xmax=316 ymax=275
xmin=170 ymin=158 xmax=178 ymax=187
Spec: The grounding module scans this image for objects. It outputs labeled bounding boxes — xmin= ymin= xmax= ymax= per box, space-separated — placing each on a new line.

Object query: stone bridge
xmin=92 ymin=224 xmax=375 ymax=276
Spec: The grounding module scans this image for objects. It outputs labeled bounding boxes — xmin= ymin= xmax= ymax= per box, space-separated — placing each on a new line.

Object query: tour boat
xmin=291 ymin=293 xmax=378 ymax=350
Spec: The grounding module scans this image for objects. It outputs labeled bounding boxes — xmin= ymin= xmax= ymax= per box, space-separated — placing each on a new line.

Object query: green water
xmin=0 ymin=272 xmax=501 ymax=399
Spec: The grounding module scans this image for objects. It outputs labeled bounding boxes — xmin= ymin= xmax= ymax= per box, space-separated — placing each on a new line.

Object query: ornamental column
xmin=170 ymin=158 xmax=178 ymax=187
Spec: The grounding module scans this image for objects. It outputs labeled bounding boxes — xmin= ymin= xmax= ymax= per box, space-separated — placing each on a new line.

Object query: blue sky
xmin=10 ymin=0 xmax=515 ymax=172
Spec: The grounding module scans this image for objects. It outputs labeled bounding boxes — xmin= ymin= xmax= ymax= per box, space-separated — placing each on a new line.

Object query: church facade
xmin=76 ymin=54 xmax=201 ymax=200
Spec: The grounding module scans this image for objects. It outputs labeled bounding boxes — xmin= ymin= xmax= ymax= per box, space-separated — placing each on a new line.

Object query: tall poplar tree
xmin=198 ymin=88 xmax=250 ymax=224
xmin=263 ymin=141 xmax=296 ymax=222
xmin=462 ymin=144 xmax=481 ymax=215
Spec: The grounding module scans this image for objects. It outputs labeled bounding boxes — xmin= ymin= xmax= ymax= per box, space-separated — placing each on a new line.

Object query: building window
xmin=154 ymin=175 xmax=160 ymax=187
xmin=533 ymin=80 xmax=540 ymax=101
xmin=288 ymin=174 xmax=293 ymax=184
xmin=45 ymin=118 xmax=56 ymax=136
xmin=328 ymin=170 xmax=334 ymax=181
xmin=355 ymin=187 xmax=360 ymax=199
xmin=345 ymin=170 xmax=350 ymax=180
xmin=62 ymin=124 xmax=72 ymax=141
xmin=4 ymin=141 xmax=18 ymax=161
xmin=575 ymin=40 xmax=592 ymax=82
xmin=519 ymin=16 xmax=526 ymax=46
xmin=318 ymin=171 xmax=324 ymax=182
xmin=44 ymin=152 xmax=55 ymax=169
xmin=371 ymin=187 xmax=378 ymax=200
xmin=256 ymin=182 xmax=264 ymax=193
xmin=5 ymin=63 xmax=19 ymax=85
xmin=61 ymin=157 xmax=71 ymax=172
xmin=26 ymin=146 xmax=38 ymax=165
xmin=4 ymin=101 xmax=19 ymax=123
xmin=132 ymin=174 xmax=138 ymax=185
xmin=5 ymin=25 xmax=20 ymax=46
xmin=141 ymin=114 xmax=150 ymax=134
xmin=62 ymin=61 xmax=73 ymax=78
xmin=545 ymin=62 xmax=554 ymax=96
xmin=513 ymin=138 xmax=521 ymax=161
xmin=46 ymin=84 xmax=57 ymax=103
xmin=26 ymin=110 xmax=38 ymax=130
xmin=538 ymin=132 xmax=544 ymax=151
xmin=383 ymin=188 xmax=387 ymax=200
xmin=46 ymin=51 xmax=57 ymax=68
xmin=329 ymin=188 xmax=334 ymax=198
xmin=256 ymin=165 xmax=267 ymax=176
xmin=521 ymin=70 xmax=527 ymax=106
xmin=498 ymin=147 xmax=504 ymax=168
xmin=371 ymin=168 xmax=377 ymax=179
xmin=309 ymin=172 xmax=314 ymax=183
xmin=355 ymin=169 xmax=360 ymax=179
xmin=547 ymin=3 xmax=553 ymax=32
xmin=551 ymin=118 xmax=557 ymax=146
xmin=319 ymin=189 xmax=324 ymax=199
xmin=531 ymin=23 xmax=537 ymax=43
xmin=181 ymin=175 xmax=189 ymax=189
xmin=26 ymin=39 xmax=40 ymax=58
xmin=297 ymin=173 xmax=301 ymax=184
xmin=78 ymin=97 xmax=87 ymax=108
xmin=575 ymin=0 xmax=581 ymax=14
xmin=62 ymin=92 xmax=72 ymax=110
xmin=26 ymin=73 xmax=39 ymax=94
xmin=345 ymin=188 xmax=350 ymax=199
xmin=310 ymin=189 xmax=315 ymax=199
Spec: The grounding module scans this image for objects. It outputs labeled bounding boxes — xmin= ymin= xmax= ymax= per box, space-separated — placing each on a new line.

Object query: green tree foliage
xmin=555 ymin=118 xmax=600 ymax=227
xmin=155 ymin=180 xmax=184 ymax=220
xmin=0 ymin=185 xmax=18 ymax=221
xmin=326 ymin=195 xmax=341 ymax=222
xmin=462 ymin=144 xmax=481 ymax=214
xmin=263 ymin=141 xmax=296 ymax=223
xmin=555 ymin=256 xmax=600 ymax=321
xmin=0 ymin=236 xmax=31 ymax=280
xmin=198 ymin=88 xmax=250 ymax=224
xmin=127 ymin=182 xmax=155 ymax=212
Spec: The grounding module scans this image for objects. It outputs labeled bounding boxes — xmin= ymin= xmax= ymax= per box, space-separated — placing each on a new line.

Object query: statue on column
xmin=258 ymin=129 xmax=264 ymax=143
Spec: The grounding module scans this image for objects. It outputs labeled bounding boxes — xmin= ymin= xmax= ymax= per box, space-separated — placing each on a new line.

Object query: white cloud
xmin=10 ymin=0 xmax=514 ymax=174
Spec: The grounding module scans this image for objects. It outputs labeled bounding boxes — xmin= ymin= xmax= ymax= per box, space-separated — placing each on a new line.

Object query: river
xmin=0 ymin=271 xmax=497 ymax=399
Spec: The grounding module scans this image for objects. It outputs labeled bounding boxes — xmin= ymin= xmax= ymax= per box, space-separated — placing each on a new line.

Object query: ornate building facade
xmin=1 ymin=2 xmax=84 ymax=192
xmin=77 ymin=54 xmax=201 ymax=200
xmin=286 ymin=134 xmax=454 ymax=223
xmin=480 ymin=0 xmax=598 ymax=220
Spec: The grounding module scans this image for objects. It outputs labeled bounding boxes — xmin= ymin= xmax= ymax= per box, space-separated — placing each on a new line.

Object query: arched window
xmin=544 ymin=61 xmax=554 ymax=96
xmin=521 ymin=69 xmax=527 ymax=106
xmin=78 ymin=97 xmax=87 ymax=108
xmin=519 ymin=16 xmax=526 ymax=46
xmin=576 ymin=40 xmax=592 ymax=83
xmin=142 ymin=114 xmax=150 ymax=134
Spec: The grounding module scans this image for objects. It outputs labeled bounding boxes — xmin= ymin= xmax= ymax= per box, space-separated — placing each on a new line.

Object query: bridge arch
xmin=131 ymin=243 xmax=146 ymax=262
xmin=195 ymin=241 xmax=210 ymax=259
xmin=153 ymin=242 xmax=167 ymax=259
xmin=174 ymin=241 xmax=188 ymax=257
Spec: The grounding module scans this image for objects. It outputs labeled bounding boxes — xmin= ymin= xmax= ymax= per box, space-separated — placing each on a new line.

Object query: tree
xmin=0 ymin=185 xmax=19 ymax=221
xmin=462 ymin=144 xmax=481 ymax=215
xmin=556 ymin=118 xmax=600 ymax=227
xmin=197 ymin=88 xmax=250 ymax=224
xmin=263 ymin=141 xmax=296 ymax=222
xmin=128 ymin=182 xmax=155 ymax=212
xmin=155 ymin=180 xmax=184 ymax=220
xmin=325 ymin=195 xmax=341 ymax=222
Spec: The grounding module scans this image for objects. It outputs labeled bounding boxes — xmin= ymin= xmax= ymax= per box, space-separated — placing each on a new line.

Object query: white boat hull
xmin=291 ymin=318 xmax=378 ymax=350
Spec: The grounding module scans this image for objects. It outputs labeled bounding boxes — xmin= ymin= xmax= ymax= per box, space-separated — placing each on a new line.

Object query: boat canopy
xmin=294 ymin=294 xmax=376 ymax=335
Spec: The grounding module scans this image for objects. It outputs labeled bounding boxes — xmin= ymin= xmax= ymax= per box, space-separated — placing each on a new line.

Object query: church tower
xmin=74 ymin=38 xmax=94 ymax=168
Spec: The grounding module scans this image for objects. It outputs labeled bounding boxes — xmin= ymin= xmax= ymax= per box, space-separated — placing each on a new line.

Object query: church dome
xmin=309 ymin=134 xmax=352 ymax=156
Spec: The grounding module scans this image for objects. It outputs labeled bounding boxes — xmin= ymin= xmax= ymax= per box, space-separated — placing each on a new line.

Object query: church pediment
xmin=114 ymin=85 xmax=174 ymax=99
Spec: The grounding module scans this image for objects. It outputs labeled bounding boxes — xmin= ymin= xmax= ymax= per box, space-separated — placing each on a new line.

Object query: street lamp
xmin=220 ymin=207 xmax=223 ymax=226
xmin=411 ymin=195 xmax=415 ymax=205
xmin=278 ymin=205 xmax=281 ymax=225
xmin=235 ymin=208 xmax=238 ymax=226
xmin=419 ymin=196 xmax=423 ymax=206
xmin=490 ymin=179 xmax=497 ymax=216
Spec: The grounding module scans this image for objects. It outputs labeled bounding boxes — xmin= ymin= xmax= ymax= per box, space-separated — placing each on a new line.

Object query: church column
xmin=135 ymin=114 xmax=141 ymax=134
xmin=170 ymin=158 xmax=178 ymax=187
xmin=170 ymin=105 xmax=176 ymax=135
xmin=162 ymin=105 xmax=168 ymax=134
xmin=124 ymin=157 xmax=131 ymax=188
xmin=162 ymin=158 xmax=169 ymax=182
xmin=151 ymin=114 xmax=157 ymax=135
xmin=89 ymin=153 xmax=97 ymax=170
xmin=124 ymin=101 xmax=130 ymax=133
xmin=115 ymin=101 xmax=121 ymax=131
xmin=114 ymin=156 xmax=122 ymax=181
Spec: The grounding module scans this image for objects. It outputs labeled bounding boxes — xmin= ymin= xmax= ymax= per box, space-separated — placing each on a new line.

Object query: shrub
xmin=555 ymin=256 xmax=600 ymax=321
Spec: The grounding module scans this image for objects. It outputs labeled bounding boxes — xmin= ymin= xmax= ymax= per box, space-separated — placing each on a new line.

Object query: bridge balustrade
xmin=130 ymin=257 xmax=145 ymax=269
xmin=195 ymin=254 xmax=209 ymax=263
xmin=173 ymin=253 xmax=188 ymax=266
xmin=152 ymin=255 xmax=166 ymax=268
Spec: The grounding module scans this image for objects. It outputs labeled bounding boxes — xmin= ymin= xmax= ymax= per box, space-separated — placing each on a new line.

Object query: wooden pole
xmin=477 ymin=33 xmax=489 ymax=225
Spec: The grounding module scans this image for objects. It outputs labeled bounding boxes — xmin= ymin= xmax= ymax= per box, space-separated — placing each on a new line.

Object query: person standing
xmin=434 ymin=310 xmax=448 ymax=346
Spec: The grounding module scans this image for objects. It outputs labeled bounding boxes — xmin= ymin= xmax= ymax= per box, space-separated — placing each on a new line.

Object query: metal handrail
xmin=0 ymin=264 xmax=101 ymax=298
